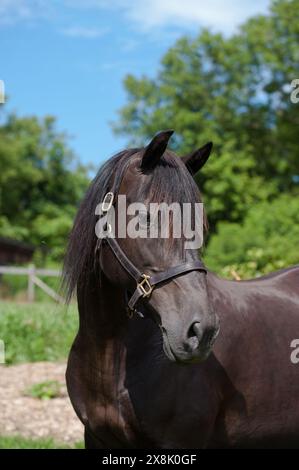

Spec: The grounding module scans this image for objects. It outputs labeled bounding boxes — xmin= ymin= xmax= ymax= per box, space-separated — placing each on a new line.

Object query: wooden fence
xmin=0 ymin=265 xmax=64 ymax=303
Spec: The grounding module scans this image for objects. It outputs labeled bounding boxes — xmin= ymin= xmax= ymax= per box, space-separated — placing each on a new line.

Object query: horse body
xmin=64 ymin=131 xmax=299 ymax=448
xmin=66 ymin=265 xmax=299 ymax=448
xmin=210 ymin=266 xmax=299 ymax=448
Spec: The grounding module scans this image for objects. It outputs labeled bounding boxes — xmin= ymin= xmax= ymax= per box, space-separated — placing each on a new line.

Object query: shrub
xmin=204 ymin=194 xmax=299 ymax=278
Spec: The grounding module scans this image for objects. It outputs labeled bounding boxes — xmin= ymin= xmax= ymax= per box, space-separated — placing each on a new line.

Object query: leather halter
xmin=100 ymin=154 xmax=207 ymax=318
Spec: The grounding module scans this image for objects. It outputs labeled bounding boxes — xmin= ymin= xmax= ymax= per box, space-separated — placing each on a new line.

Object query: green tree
xmin=0 ymin=109 xmax=90 ymax=261
xmin=114 ymin=0 xmax=299 ymax=231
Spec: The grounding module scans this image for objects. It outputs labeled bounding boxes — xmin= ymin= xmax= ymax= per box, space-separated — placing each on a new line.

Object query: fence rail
xmin=0 ymin=265 xmax=64 ymax=303
xmin=0 ymin=266 xmax=61 ymax=276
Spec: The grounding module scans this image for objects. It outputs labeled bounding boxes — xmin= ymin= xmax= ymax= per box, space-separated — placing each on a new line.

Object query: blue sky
xmin=0 ymin=0 xmax=271 ymax=167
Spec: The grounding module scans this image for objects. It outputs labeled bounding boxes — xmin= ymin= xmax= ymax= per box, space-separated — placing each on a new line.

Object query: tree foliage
xmin=114 ymin=0 xmax=299 ymax=276
xmin=205 ymin=194 xmax=299 ymax=276
xmin=0 ymin=110 xmax=89 ymax=261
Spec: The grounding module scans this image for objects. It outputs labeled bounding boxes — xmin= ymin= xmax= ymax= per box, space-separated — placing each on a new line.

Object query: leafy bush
xmin=204 ymin=194 xmax=299 ymax=278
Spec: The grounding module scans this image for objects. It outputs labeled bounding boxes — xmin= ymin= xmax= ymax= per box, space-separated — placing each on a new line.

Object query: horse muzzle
xmin=161 ymin=315 xmax=220 ymax=364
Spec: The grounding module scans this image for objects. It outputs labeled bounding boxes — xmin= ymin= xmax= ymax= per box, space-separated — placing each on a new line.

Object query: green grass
xmin=0 ymin=272 xmax=62 ymax=303
xmin=0 ymin=435 xmax=84 ymax=449
xmin=24 ymin=380 xmax=63 ymax=400
xmin=0 ymin=301 xmax=78 ymax=365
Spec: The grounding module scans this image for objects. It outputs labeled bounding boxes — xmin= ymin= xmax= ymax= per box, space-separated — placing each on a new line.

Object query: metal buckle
xmin=126 ymin=306 xmax=144 ymax=319
xmin=126 ymin=306 xmax=135 ymax=319
xmin=102 ymin=192 xmax=114 ymax=213
xmin=138 ymin=274 xmax=153 ymax=298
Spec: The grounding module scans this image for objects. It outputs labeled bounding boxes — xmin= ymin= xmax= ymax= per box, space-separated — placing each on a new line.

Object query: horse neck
xmin=78 ymin=269 xmax=125 ymax=333
xmin=77 ymin=270 xmax=160 ymax=380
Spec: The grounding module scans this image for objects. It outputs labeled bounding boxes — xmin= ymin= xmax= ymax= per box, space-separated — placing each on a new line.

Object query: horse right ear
xmin=181 ymin=142 xmax=213 ymax=175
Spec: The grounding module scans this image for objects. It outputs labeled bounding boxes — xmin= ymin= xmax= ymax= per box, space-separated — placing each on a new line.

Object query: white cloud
xmin=65 ymin=0 xmax=271 ymax=33
xmin=0 ymin=0 xmax=50 ymax=25
xmin=61 ymin=26 xmax=109 ymax=38
xmin=125 ymin=0 xmax=271 ymax=32
xmin=0 ymin=0 xmax=271 ymax=34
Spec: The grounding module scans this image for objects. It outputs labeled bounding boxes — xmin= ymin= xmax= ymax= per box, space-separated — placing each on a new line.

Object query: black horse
xmin=63 ymin=131 xmax=299 ymax=448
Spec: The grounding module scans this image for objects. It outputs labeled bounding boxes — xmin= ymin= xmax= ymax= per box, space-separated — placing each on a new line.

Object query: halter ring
xmin=138 ymin=274 xmax=153 ymax=298
xmin=102 ymin=192 xmax=114 ymax=213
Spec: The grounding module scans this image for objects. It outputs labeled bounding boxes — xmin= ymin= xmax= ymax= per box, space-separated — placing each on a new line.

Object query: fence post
xmin=28 ymin=264 xmax=35 ymax=302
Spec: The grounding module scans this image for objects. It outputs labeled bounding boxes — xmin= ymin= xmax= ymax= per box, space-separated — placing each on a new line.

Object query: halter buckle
xmin=102 ymin=192 xmax=114 ymax=213
xmin=138 ymin=274 xmax=153 ymax=298
xmin=126 ymin=306 xmax=135 ymax=319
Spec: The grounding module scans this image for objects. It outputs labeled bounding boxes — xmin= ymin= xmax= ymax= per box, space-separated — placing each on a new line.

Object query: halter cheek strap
xmin=105 ymin=235 xmax=207 ymax=318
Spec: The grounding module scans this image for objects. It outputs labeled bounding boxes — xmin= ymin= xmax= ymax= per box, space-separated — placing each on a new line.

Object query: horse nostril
xmin=191 ymin=322 xmax=204 ymax=340
xmin=185 ymin=321 xmax=203 ymax=352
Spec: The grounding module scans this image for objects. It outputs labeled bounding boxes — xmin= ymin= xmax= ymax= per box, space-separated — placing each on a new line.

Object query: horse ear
xmin=141 ymin=130 xmax=174 ymax=170
xmin=182 ymin=142 xmax=213 ymax=175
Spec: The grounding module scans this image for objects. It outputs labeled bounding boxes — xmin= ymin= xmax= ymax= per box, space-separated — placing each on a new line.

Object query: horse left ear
xmin=182 ymin=142 xmax=213 ymax=175
xmin=141 ymin=130 xmax=174 ymax=170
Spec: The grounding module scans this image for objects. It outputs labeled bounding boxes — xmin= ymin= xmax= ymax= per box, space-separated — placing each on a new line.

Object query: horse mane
xmin=62 ymin=147 xmax=207 ymax=302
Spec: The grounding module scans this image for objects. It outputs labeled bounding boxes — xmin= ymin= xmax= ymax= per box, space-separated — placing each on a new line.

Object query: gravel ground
xmin=0 ymin=362 xmax=83 ymax=444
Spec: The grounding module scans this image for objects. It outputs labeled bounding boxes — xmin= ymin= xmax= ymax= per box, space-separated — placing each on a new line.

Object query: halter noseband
xmin=100 ymin=154 xmax=207 ymax=318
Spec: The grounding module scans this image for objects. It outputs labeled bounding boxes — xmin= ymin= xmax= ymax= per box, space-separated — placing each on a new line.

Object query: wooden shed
xmin=0 ymin=237 xmax=35 ymax=265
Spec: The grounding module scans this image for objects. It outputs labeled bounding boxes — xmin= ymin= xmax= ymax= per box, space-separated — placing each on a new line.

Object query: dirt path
xmin=0 ymin=362 xmax=83 ymax=444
